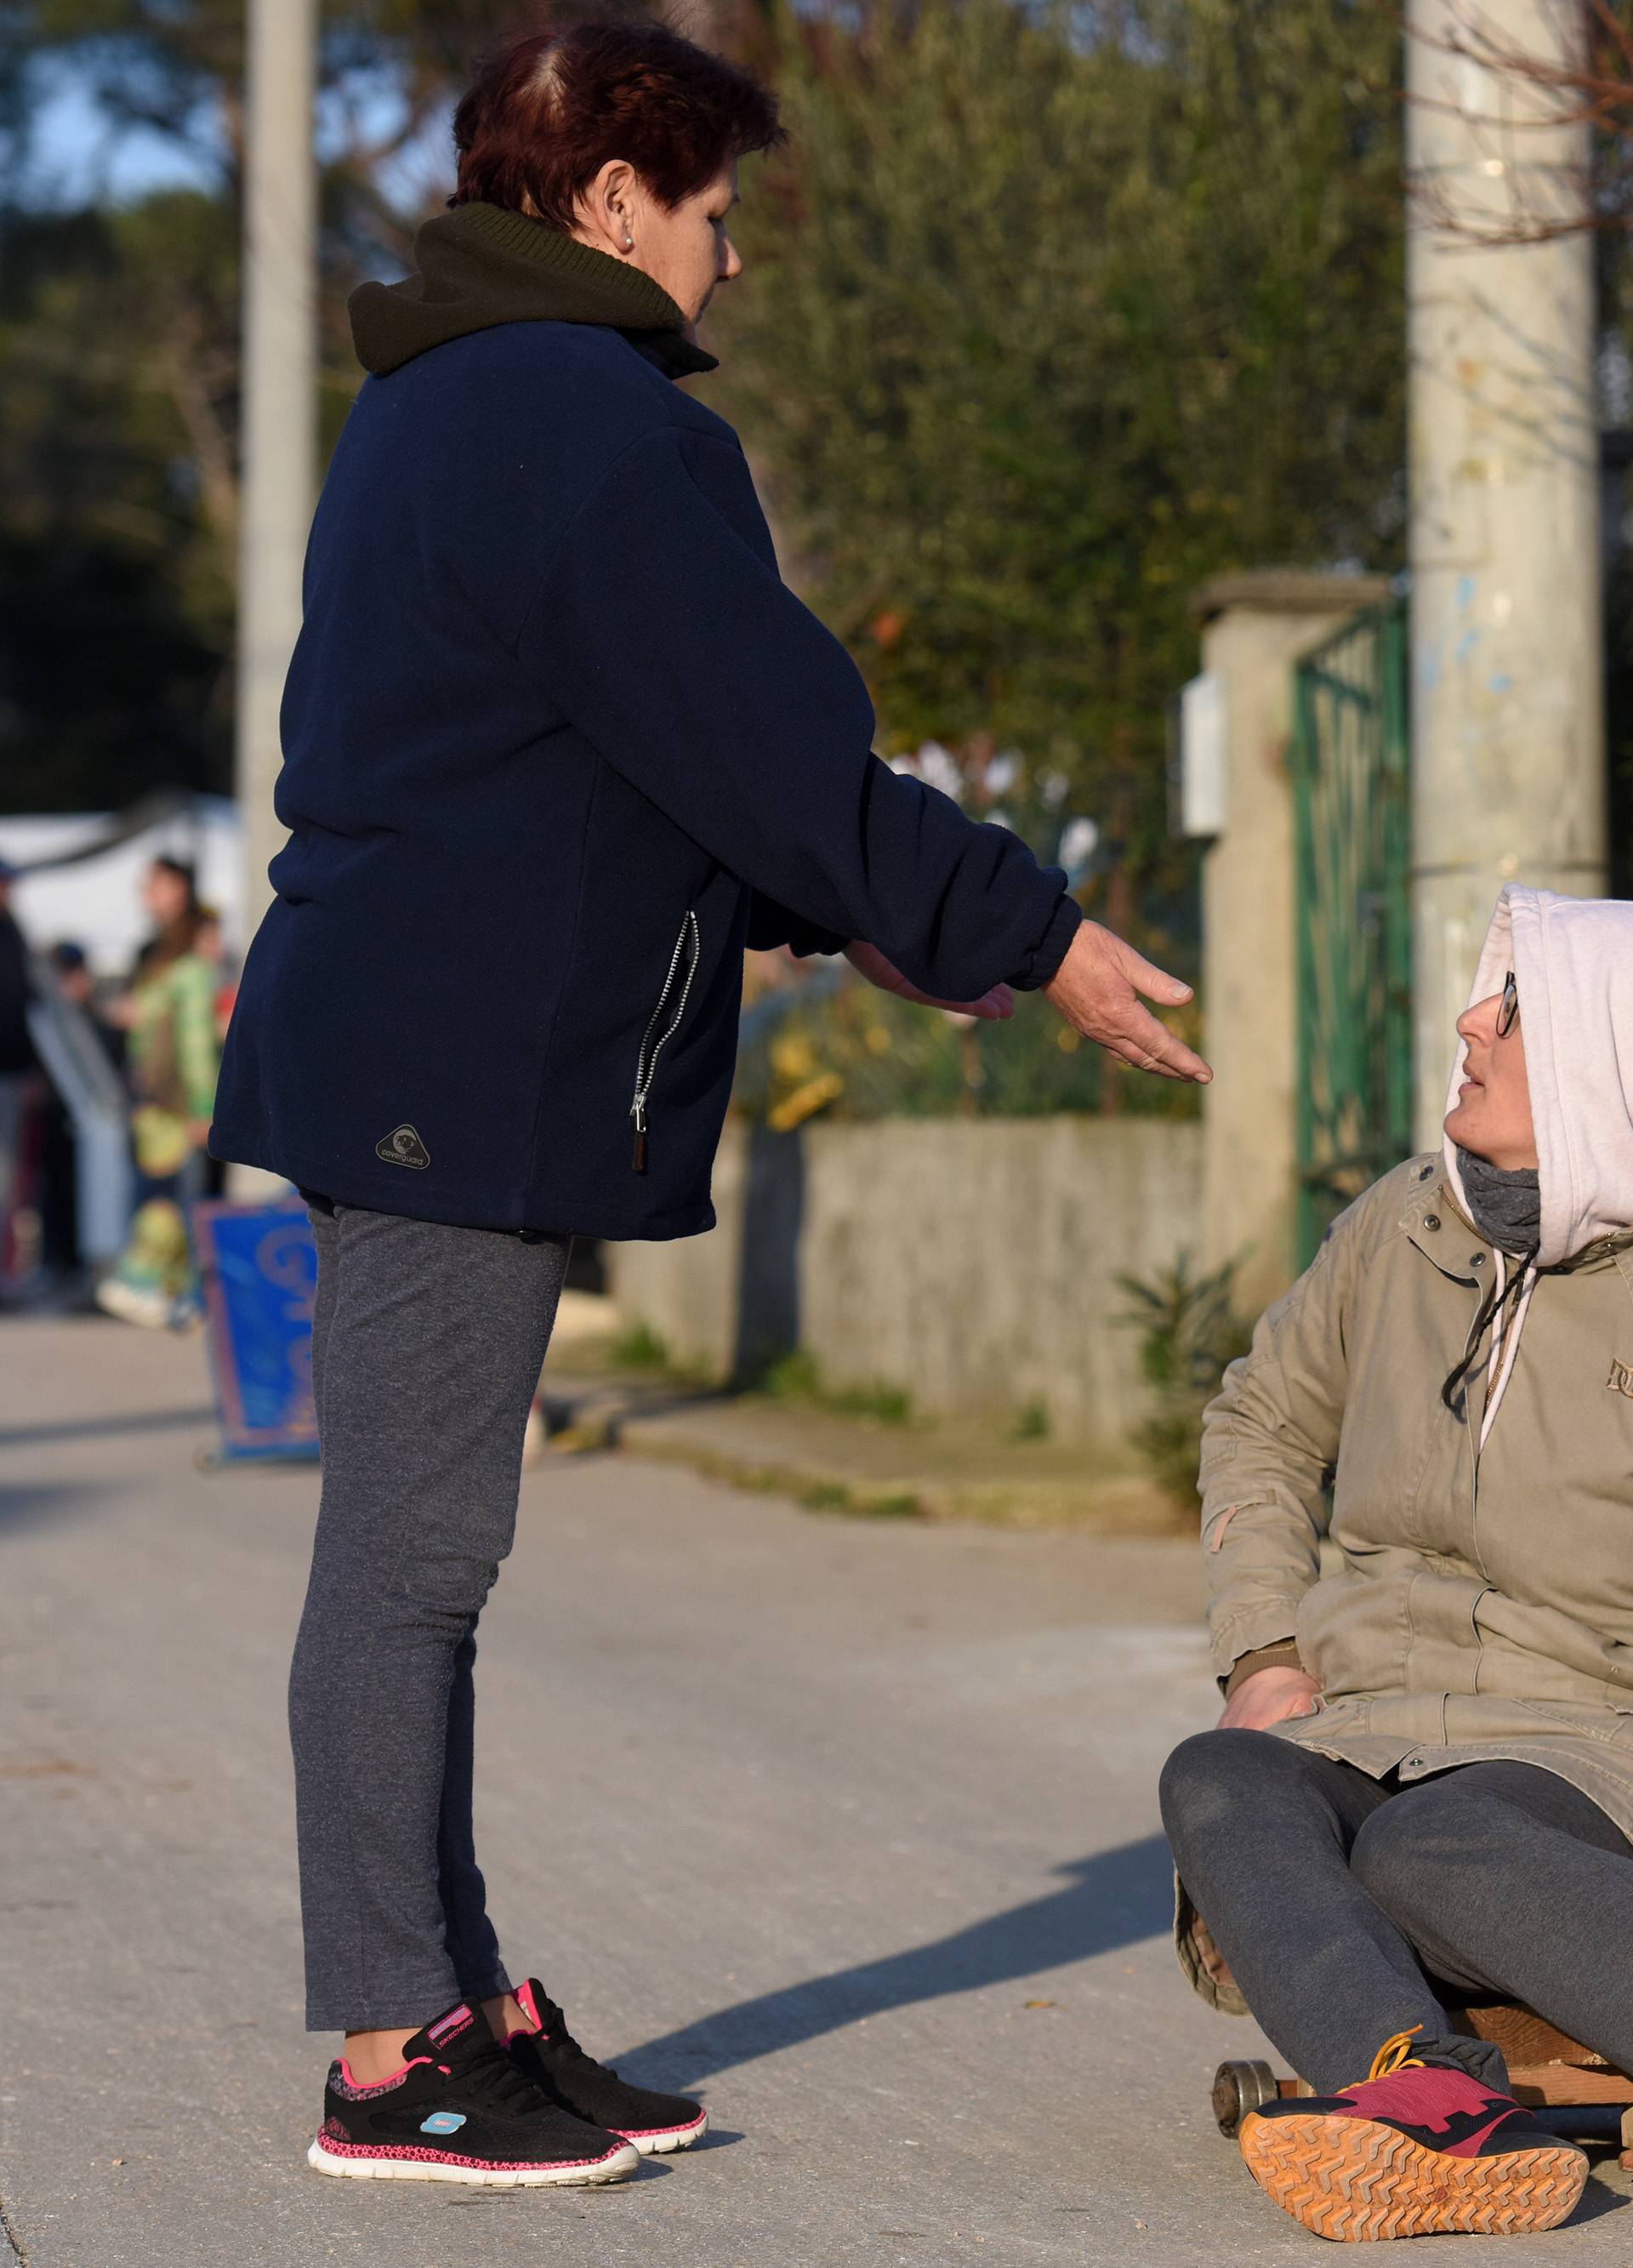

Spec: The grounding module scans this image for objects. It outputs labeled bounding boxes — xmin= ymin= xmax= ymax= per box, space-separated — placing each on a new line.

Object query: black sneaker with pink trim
xmin=505 ymin=1979 xmax=708 ymax=2154
xmin=307 ymin=1998 xmax=640 ymax=2187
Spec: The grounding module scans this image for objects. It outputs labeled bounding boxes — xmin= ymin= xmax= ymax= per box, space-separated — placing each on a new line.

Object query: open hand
xmin=844 ymin=940 xmax=1014 ymax=1021
xmin=1044 ymin=921 xmax=1210 ymax=1082
xmin=1217 ymin=1666 xmax=1322 ymax=1731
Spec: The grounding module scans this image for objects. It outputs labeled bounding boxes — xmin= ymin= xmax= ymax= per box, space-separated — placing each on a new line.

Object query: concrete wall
xmin=607 ymin=1116 xmax=1203 ymax=1446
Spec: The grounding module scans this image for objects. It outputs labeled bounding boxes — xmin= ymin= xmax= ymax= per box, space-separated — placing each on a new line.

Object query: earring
xmin=623 ymin=231 xmax=634 ymax=250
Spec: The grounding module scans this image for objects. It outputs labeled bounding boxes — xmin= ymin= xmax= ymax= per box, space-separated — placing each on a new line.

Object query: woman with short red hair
xmin=213 ymin=20 xmax=1208 ymax=2191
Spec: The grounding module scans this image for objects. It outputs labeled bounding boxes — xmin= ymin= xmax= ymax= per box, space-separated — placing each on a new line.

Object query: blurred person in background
xmin=0 ymin=856 xmax=38 ymax=1292
xmin=96 ymin=855 xmax=221 ymax=1329
xmin=45 ymin=940 xmax=128 ymax=1086
xmin=47 ymin=939 xmax=116 ymax=1048
xmin=211 ymin=20 xmax=1209 ymax=2192
xmin=36 ymin=940 xmax=120 ymax=1286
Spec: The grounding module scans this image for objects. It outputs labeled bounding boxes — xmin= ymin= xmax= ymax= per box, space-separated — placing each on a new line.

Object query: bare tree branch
xmin=1403 ymin=0 xmax=1633 ymax=241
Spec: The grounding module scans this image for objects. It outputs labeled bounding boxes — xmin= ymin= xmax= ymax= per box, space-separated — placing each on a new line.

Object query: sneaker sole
xmin=620 ymin=2110 xmax=708 ymax=2156
xmin=306 ymin=2137 xmax=640 ymax=2188
xmin=1239 ymin=2110 xmax=1588 ymax=2241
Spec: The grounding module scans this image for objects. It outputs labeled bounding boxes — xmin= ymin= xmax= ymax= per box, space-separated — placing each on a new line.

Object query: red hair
xmin=452 ymin=23 xmax=784 ymax=228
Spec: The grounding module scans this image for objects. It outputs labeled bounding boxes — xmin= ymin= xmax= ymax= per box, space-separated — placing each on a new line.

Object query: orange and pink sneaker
xmin=1238 ymin=2027 xmax=1588 ymax=2242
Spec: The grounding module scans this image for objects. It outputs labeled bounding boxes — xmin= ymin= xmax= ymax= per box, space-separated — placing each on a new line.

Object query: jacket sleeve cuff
xmin=1220 ymin=1639 xmax=1304 ymax=1701
xmin=1004 ymin=892 xmax=1082 ymax=993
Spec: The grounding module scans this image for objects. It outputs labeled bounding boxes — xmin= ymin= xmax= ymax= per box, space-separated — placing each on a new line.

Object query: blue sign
xmin=193 ymin=1200 xmax=320 ymax=1461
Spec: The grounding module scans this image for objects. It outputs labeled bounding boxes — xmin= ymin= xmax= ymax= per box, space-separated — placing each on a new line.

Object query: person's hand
xmin=1217 ymin=1666 xmax=1323 ymax=1731
xmin=1044 ymin=921 xmax=1211 ymax=1082
xmin=844 ymin=940 xmax=1014 ymax=1021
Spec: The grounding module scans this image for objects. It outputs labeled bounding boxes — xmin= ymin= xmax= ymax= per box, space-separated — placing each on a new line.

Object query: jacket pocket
xmin=630 ymin=910 xmax=701 ymax=1173
xmin=1294 ymin=1567 xmax=1415 ymax=1701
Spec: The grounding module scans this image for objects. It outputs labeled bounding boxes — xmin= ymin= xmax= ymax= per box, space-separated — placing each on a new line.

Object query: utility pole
xmin=1407 ymin=0 xmax=1607 ymax=1147
xmin=236 ymin=0 xmax=318 ymax=932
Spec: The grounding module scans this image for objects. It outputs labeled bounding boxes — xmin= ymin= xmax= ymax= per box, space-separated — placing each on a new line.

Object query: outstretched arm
xmin=524 ymin=424 xmax=1203 ymax=1074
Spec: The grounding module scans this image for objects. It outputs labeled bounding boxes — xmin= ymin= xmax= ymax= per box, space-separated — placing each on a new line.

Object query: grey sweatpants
xmin=1161 ymin=1729 xmax=1633 ymax=2094
xmin=291 ymin=1202 xmax=570 ymax=2032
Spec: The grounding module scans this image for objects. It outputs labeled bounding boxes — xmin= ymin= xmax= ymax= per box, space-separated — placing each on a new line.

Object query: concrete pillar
xmin=1408 ymin=0 xmax=1606 ymax=1146
xmin=236 ymin=0 xmax=318 ymax=935
xmin=1194 ymin=572 xmax=1391 ymax=1314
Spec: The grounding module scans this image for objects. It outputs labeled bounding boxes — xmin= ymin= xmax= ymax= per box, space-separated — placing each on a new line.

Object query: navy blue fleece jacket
xmin=213 ymin=220 xmax=1080 ymax=1239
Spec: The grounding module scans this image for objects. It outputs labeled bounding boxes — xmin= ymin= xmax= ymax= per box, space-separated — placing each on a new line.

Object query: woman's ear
xmin=578 ymin=160 xmax=639 ymax=259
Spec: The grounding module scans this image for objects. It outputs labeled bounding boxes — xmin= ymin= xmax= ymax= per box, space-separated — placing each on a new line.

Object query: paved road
xmin=3 ymin=1316 xmax=1630 ymax=2267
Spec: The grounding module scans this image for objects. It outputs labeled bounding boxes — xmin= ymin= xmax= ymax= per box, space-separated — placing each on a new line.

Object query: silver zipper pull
xmin=631 ymin=1093 xmax=649 ymax=1174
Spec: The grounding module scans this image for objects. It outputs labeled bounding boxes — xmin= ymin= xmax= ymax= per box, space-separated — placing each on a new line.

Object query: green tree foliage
xmin=0 ymin=192 xmax=241 ymax=803
xmin=0 ymin=0 xmax=1403 ymax=832
xmin=0 ymin=0 xmax=498 ymax=805
xmin=713 ymin=0 xmax=1405 ymax=904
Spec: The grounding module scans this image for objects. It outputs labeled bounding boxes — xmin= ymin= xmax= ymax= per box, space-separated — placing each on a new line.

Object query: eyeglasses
xmin=1496 ymin=970 xmax=1519 ymax=1040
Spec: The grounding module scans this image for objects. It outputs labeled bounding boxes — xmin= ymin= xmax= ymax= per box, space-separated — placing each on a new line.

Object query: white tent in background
xmin=0 ymin=794 xmax=242 ymax=977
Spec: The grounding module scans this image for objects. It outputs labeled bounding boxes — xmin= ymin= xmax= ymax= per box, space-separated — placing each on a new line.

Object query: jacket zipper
xmin=630 ymin=911 xmax=701 ymax=1173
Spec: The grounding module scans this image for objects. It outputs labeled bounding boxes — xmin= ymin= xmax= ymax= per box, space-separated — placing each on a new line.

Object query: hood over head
xmin=1442 ymin=886 xmax=1633 ymax=1269
xmin=348 ymin=200 xmax=718 ymax=381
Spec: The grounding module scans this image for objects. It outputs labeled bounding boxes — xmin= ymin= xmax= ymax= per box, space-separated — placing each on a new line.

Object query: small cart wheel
xmin=1213 ymin=2058 xmax=1278 ymax=2138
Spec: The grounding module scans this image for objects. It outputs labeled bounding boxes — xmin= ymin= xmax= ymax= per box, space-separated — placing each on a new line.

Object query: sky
xmin=18 ymin=57 xmax=451 ymax=215
xmin=22 ymin=68 xmax=221 ymax=208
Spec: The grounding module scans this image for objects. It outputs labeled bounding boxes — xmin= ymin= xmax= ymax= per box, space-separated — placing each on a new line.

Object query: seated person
xmin=1161 ymin=886 xmax=1633 ymax=2246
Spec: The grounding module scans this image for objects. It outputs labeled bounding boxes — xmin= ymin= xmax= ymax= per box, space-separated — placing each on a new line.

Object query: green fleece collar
xmin=348 ymin=201 xmax=719 ymax=381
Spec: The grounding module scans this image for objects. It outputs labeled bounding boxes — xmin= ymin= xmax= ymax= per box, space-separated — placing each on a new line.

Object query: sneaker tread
xmin=1240 ymin=2109 xmax=1588 ymax=2241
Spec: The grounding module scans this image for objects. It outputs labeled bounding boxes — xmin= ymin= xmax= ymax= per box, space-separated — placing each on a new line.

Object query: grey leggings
xmin=291 ymin=1202 xmax=570 ymax=2032
xmin=1161 ymin=1729 xmax=1633 ymax=2095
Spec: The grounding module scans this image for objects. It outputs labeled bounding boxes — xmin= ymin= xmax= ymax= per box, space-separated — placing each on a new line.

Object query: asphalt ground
xmin=3 ymin=1315 xmax=1631 ymax=2266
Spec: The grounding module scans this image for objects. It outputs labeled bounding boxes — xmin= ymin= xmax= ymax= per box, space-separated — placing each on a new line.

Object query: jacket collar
xmin=348 ymin=201 xmax=720 ymax=381
xmin=1400 ymin=1159 xmax=1484 ymax=1282
xmin=1400 ymin=1156 xmax=1633 ymax=1280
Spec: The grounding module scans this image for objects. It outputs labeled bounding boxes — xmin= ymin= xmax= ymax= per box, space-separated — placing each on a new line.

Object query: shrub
xmin=1116 ymin=1255 xmax=1252 ymax=1511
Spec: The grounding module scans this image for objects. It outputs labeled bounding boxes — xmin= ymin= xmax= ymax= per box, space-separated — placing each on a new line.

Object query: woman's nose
xmin=1458 ymin=994 xmax=1499 ymax=1044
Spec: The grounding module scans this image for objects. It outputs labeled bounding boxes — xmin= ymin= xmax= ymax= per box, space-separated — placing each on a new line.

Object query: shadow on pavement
xmin=616 ymin=1832 xmax=1173 ymax=2088
xmin=0 ymin=1479 xmax=109 ymax=1539
xmin=1573 ymin=2176 xmax=1633 ymax=2226
xmin=689 ymin=2125 xmax=746 ymax=2151
xmin=0 ymin=1405 xmax=215 ymax=1450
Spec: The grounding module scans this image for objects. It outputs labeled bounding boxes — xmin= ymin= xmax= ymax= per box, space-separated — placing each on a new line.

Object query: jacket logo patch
xmin=1609 ymin=1359 xmax=1633 ymax=1400
xmin=377 ymin=1124 xmax=430 ymax=1171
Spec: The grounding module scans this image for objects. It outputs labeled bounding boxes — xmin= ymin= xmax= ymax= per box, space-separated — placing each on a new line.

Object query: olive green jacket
xmin=1180 ymin=1151 xmax=1633 ymax=2013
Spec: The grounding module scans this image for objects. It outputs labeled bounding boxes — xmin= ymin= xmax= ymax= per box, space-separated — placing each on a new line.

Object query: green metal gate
xmin=1292 ymin=601 xmax=1413 ymax=1268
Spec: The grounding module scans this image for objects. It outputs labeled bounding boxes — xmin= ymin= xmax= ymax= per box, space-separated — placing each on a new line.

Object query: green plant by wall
xmin=1116 ymin=1254 xmax=1253 ymax=1511
xmin=610 ymin=1319 xmax=673 ymax=1373
xmin=754 ymin=1347 xmax=914 ymax=1425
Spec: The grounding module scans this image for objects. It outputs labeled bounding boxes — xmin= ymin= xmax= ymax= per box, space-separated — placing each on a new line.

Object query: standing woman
xmin=97 ymin=856 xmax=220 ymax=1329
xmin=213 ymin=21 xmax=1209 ymax=2191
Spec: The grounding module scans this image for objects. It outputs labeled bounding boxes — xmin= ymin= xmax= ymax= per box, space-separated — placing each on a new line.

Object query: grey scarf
xmin=1456 ymin=1146 xmax=1540 ymax=1257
